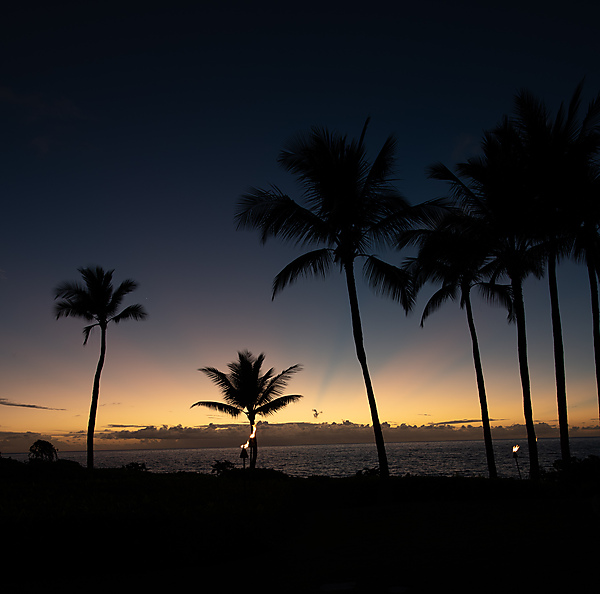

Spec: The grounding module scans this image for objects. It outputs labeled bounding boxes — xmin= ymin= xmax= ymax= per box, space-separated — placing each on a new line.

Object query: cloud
xmin=2 ymin=421 xmax=598 ymax=454
xmin=0 ymin=398 xmax=65 ymax=411
xmin=80 ymin=420 xmax=600 ymax=449
xmin=429 ymin=418 xmax=506 ymax=426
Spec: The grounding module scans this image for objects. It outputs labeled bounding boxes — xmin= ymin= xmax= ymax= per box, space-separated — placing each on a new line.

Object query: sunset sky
xmin=2 ymin=1 xmax=600 ymax=453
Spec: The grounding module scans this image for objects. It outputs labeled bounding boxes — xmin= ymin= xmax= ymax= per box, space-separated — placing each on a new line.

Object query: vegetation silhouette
xmin=54 ymin=266 xmax=147 ymax=471
xmin=503 ymin=81 xmax=600 ymax=464
xmin=402 ymin=217 xmax=514 ymax=479
xmin=28 ymin=439 xmax=58 ymax=463
xmin=191 ymin=350 xmax=303 ymax=470
xmin=235 ymin=119 xmax=446 ymax=479
xmin=426 ymin=119 xmax=548 ymax=480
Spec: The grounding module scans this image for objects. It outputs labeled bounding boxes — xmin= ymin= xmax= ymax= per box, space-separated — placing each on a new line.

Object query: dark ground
xmin=1 ymin=457 xmax=598 ymax=593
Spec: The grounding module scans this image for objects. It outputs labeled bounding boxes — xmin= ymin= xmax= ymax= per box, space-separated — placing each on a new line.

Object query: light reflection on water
xmin=7 ymin=437 xmax=599 ymax=478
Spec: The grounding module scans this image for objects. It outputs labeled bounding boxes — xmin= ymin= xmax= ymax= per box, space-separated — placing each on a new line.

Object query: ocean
xmin=7 ymin=436 xmax=600 ymax=478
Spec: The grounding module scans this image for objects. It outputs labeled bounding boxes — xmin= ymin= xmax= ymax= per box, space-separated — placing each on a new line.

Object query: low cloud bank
xmin=2 ymin=421 xmax=599 ymax=453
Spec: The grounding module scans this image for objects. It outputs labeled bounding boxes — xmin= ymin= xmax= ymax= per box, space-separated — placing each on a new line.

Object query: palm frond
xmin=111 ymin=303 xmax=148 ymax=323
xmin=236 ymin=187 xmax=329 ymax=246
xmin=254 ymin=394 xmax=303 ymax=417
xmin=362 ymin=255 xmax=414 ymax=312
xmin=426 ymin=162 xmax=482 ymax=212
xmin=108 ymin=279 xmax=139 ymax=314
xmin=82 ymin=323 xmax=99 ymax=345
xmin=272 ymin=248 xmax=334 ymax=298
xmin=360 ymin=133 xmax=398 ymax=199
xmin=189 ymin=400 xmax=243 ymax=418
xmin=420 ymin=284 xmax=458 ymax=326
xmin=198 ymin=366 xmax=238 ymax=403
xmin=475 ymin=282 xmax=515 ymax=322
xmin=259 ymin=364 xmax=303 ymax=405
xmin=54 ymin=298 xmax=95 ymax=321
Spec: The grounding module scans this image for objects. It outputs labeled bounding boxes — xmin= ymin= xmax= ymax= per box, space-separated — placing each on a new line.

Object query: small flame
xmin=513 ymin=445 xmax=520 ymax=454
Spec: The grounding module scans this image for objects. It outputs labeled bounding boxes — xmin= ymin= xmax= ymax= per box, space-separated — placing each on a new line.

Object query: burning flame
xmin=512 ymin=445 xmax=520 ymax=454
xmin=241 ymin=425 xmax=257 ymax=450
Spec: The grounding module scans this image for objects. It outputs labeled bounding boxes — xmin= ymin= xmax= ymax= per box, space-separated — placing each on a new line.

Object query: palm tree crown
xmin=54 ymin=266 xmax=147 ymax=343
xmin=236 ymin=119 xmax=442 ymax=306
xmin=193 ymin=350 xmax=303 ymax=423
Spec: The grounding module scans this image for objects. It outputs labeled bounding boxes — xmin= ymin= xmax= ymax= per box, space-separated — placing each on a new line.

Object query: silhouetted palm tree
xmin=403 ymin=213 xmax=513 ymax=479
xmin=429 ymin=120 xmax=545 ymax=480
xmin=573 ymin=176 xmax=600 ymax=424
xmin=54 ymin=266 xmax=147 ymax=470
xmin=536 ymin=84 xmax=600 ymax=426
xmin=191 ymin=350 xmax=303 ymax=469
xmin=235 ymin=120 xmax=445 ymax=479
xmin=506 ymin=83 xmax=598 ymax=461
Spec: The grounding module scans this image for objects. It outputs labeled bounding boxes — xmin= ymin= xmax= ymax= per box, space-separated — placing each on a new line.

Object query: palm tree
xmin=403 ymin=214 xmax=513 ymax=479
xmin=235 ymin=119 xmax=445 ymax=479
xmin=191 ymin=350 xmax=303 ymax=469
xmin=508 ymin=82 xmax=600 ymax=461
xmin=54 ymin=266 xmax=148 ymax=470
xmin=428 ymin=120 xmax=545 ymax=480
xmin=573 ymin=176 xmax=600 ymax=424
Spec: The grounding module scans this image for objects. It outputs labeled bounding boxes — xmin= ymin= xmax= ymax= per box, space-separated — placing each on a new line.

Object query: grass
xmin=1 ymin=458 xmax=598 ymax=593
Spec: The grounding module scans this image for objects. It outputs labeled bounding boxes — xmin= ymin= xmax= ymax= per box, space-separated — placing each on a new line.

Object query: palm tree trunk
xmin=250 ymin=437 xmax=257 ymax=470
xmin=548 ymin=256 xmax=571 ymax=464
xmin=511 ymin=278 xmax=540 ymax=480
xmin=343 ymin=260 xmax=390 ymax=479
xmin=464 ymin=291 xmax=497 ymax=479
xmin=247 ymin=417 xmax=257 ymax=470
xmin=587 ymin=257 xmax=600 ymax=424
xmin=87 ymin=324 xmax=107 ymax=470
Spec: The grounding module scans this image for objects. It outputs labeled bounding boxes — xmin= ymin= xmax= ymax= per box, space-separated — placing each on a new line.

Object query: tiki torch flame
xmin=512 ymin=444 xmax=522 ymax=479
xmin=241 ymin=425 xmax=257 ymax=450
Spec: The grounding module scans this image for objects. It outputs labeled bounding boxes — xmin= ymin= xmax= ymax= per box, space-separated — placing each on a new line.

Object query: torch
xmin=240 ymin=425 xmax=256 ymax=470
xmin=512 ymin=445 xmax=521 ymax=479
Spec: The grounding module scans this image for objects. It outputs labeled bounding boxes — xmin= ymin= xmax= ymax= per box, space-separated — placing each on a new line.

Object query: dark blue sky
xmin=2 ymin=1 xmax=600 ymax=452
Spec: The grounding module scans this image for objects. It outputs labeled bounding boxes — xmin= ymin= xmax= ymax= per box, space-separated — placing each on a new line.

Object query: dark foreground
xmin=1 ymin=458 xmax=598 ymax=593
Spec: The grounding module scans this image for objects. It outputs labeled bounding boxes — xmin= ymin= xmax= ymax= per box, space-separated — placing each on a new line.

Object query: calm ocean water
xmin=8 ymin=437 xmax=600 ymax=478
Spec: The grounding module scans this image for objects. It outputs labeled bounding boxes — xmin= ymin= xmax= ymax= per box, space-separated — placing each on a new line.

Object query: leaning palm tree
xmin=235 ymin=119 xmax=445 ymax=479
xmin=54 ymin=266 xmax=148 ymax=470
xmin=191 ymin=350 xmax=303 ymax=469
xmin=403 ymin=214 xmax=513 ymax=479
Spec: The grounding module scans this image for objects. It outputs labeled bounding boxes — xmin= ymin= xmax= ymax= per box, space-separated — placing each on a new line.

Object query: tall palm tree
xmin=573 ymin=176 xmax=600 ymax=424
xmin=403 ymin=214 xmax=513 ymax=479
xmin=54 ymin=266 xmax=148 ymax=470
xmin=235 ymin=119 xmax=445 ymax=479
xmin=191 ymin=350 xmax=303 ymax=469
xmin=509 ymin=81 xmax=600 ymax=454
xmin=429 ymin=120 xmax=545 ymax=480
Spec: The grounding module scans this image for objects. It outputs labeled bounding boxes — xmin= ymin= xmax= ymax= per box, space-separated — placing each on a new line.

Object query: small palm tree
xmin=54 ymin=266 xmax=147 ymax=470
xmin=191 ymin=350 xmax=303 ymax=469
xmin=235 ymin=119 xmax=445 ymax=479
